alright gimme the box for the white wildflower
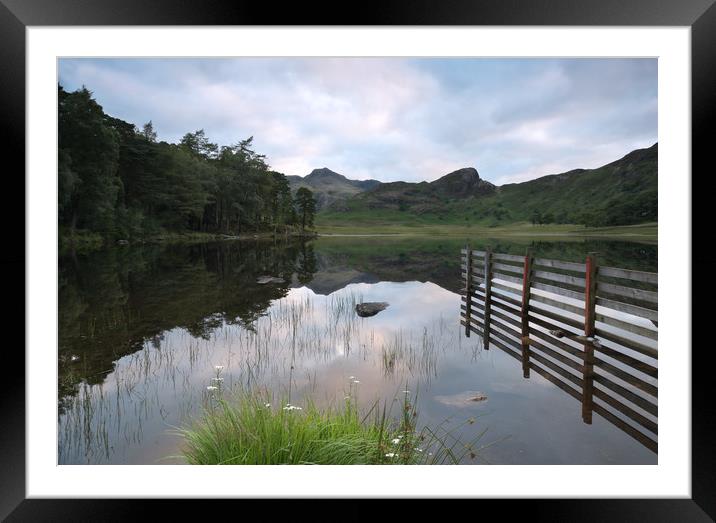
[385,453,396,458]
[391,438,400,444]
[206,386,218,391]
[214,365,224,371]
[265,403,271,407]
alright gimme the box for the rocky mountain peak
[430,167,495,197]
[306,168,345,181]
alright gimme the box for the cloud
[58,57,657,185]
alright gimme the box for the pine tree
[295,187,316,232]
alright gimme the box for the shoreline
[314,222,657,241]
[60,221,657,254]
[59,229,319,254]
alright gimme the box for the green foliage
[269,171,295,228]
[58,85,296,243]
[58,148,77,219]
[180,129,218,159]
[140,121,157,142]
[58,85,120,234]
[295,187,317,231]
[178,387,482,465]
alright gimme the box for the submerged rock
[434,391,488,407]
[355,302,389,317]
[256,276,284,285]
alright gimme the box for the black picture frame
[2,0,713,520]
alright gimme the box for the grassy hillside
[494,143,657,226]
[318,144,657,229]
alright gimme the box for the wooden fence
[460,247,658,453]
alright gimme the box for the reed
[178,386,484,465]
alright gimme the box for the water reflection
[58,281,467,464]
[58,237,657,464]
[460,248,658,453]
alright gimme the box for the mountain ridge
[286,168,382,210]
[316,143,657,228]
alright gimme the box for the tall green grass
[178,387,486,465]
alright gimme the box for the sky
[58,58,657,185]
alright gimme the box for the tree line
[58,85,316,242]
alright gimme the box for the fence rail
[460,247,658,453]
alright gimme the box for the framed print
[2,0,714,520]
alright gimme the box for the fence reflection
[460,247,658,453]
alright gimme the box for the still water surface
[58,236,657,464]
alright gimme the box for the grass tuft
[177,387,485,465]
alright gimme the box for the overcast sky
[58,58,657,185]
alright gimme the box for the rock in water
[256,276,284,284]
[434,391,488,407]
[355,302,389,317]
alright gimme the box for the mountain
[318,144,657,228]
[287,168,381,210]
[353,167,496,213]
[493,143,657,226]
[431,167,497,197]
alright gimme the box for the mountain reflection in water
[58,237,657,465]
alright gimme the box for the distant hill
[493,143,657,226]
[287,168,381,210]
[318,144,657,228]
[349,167,496,213]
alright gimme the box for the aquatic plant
[177,386,486,465]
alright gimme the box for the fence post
[483,247,493,350]
[582,252,598,424]
[464,244,472,337]
[520,248,534,378]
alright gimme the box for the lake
[58,236,657,464]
